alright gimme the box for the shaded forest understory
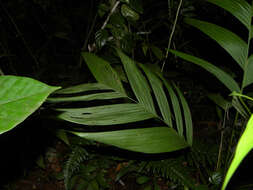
[1,0,253,190]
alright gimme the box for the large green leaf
[207,0,252,30]
[56,104,154,125]
[73,127,188,153]
[242,55,253,88]
[185,18,248,69]
[222,114,253,190]
[169,50,240,92]
[0,75,60,134]
[116,49,156,114]
[82,53,126,95]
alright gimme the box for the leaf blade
[169,50,240,92]
[162,80,184,137]
[47,92,125,103]
[56,104,154,125]
[116,49,156,114]
[242,55,253,88]
[207,0,252,30]
[73,127,188,153]
[138,63,172,127]
[82,52,126,95]
[0,76,60,134]
[172,82,193,146]
[222,114,253,190]
[185,18,248,68]
[53,83,111,94]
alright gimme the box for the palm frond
[207,0,252,30]
[49,49,193,153]
[169,50,240,93]
[185,18,248,69]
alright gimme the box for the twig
[216,105,229,170]
[86,1,120,53]
[101,1,120,30]
[161,0,183,72]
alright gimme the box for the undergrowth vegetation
[0,0,253,190]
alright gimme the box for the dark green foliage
[63,146,89,190]
[140,158,197,189]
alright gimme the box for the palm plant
[48,48,193,154]
[168,0,253,189]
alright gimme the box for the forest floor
[2,140,170,190]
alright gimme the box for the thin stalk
[216,106,228,170]
[161,0,183,72]
[79,13,98,67]
[101,1,120,30]
[239,96,252,115]
[224,112,239,171]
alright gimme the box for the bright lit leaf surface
[222,115,253,190]
[0,75,60,134]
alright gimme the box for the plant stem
[224,112,239,171]
[161,0,183,72]
[101,1,120,30]
[216,106,228,170]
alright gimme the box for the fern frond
[63,146,89,190]
[141,158,196,189]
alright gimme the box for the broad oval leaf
[82,52,126,95]
[72,127,188,153]
[169,50,240,92]
[185,18,248,69]
[242,55,253,88]
[0,75,60,134]
[207,0,252,30]
[222,114,253,190]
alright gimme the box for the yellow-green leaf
[222,114,253,190]
[0,75,60,134]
